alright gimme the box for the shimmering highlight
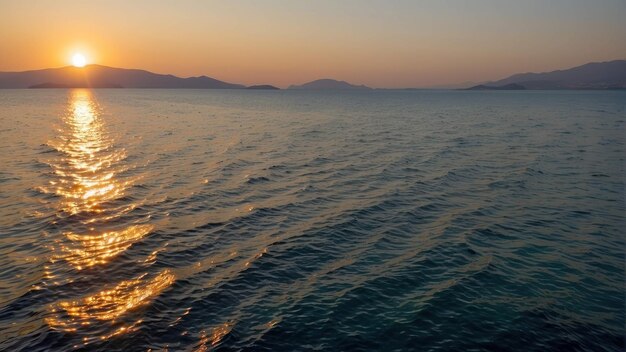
[37,90,171,344]
[47,270,175,325]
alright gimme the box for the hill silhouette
[246,85,279,90]
[0,65,244,89]
[470,60,626,90]
[466,83,526,90]
[2,60,624,90]
[288,79,371,90]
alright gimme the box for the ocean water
[0,89,623,351]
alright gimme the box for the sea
[0,89,624,351]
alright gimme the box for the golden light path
[45,90,175,344]
[47,89,150,269]
[44,90,244,348]
[60,224,154,269]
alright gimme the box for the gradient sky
[1,0,625,88]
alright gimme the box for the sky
[1,0,625,88]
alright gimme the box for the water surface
[0,89,624,351]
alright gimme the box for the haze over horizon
[1,0,625,88]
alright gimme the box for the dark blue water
[0,89,624,351]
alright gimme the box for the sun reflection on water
[54,224,154,270]
[48,89,129,215]
[47,269,175,327]
[44,90,174,343]
[195,321,235,351]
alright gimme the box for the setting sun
[72,53,87,67]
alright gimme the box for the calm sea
[0,89,624,351]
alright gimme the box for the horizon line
[1,58,624,90]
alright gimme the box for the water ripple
[0,89,623,351]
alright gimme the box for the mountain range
[467,60,626,90]
[0,60,624,90]
[0,65,245,89]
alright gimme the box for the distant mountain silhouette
[246,84,279,90]
[424,81,489,89]
[0,65,244,89]
[288,79,371,90]
[476,60,626,90]
[466,83,526,90]
[4,60,624,90]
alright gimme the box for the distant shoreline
[13,85,626,91]
[2,60,624,90]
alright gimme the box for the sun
[72,53,87,67]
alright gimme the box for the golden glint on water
[46,270,175,334]
[50,89,127,215]
[56,224,154,270]
[44,90,173,342]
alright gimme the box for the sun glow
[72,53,87,67]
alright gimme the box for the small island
[246,85,280,90]
[465,83,526,90]
[288,78,371,90]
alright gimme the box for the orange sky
[1,0,625,88]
